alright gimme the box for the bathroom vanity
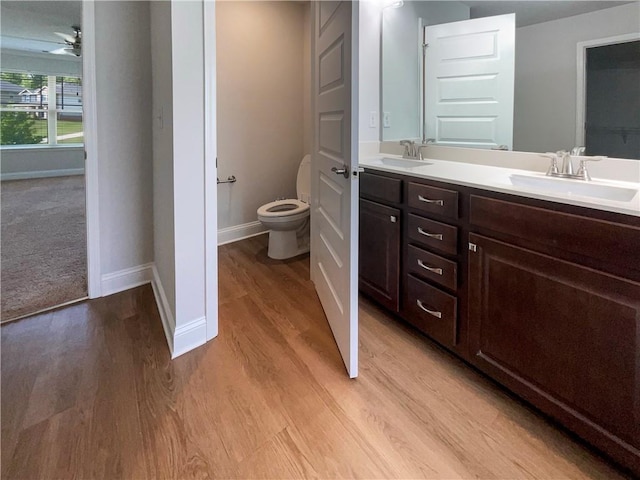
[358,156,640,475]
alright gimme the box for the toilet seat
[257,199,309,218]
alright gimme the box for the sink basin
[380,157,431,169]
[509,174,638,202]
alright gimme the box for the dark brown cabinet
[360,166,640,476]
[359,198,401,312]
[468,232,640,474]
[406,274,458,346]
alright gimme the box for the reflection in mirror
[583,40,640,159]
[423,13,515,150]
[381,1,640,159]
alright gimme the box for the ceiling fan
[49,26,81,57]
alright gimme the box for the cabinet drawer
[408,214,458,255]
[470,195,640,273]
[408,182,459,219]
[360,171,402,204]
[407,245,457,291]
[406,274,457,346]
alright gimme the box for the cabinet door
[359,199,401,312]
[468,233,640,472]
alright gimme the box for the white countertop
[359,155,640,218]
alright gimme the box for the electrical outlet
[383,111,391,128]
[369,111,377,128]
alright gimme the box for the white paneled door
[425,14,515,149]
[311,1,359,378]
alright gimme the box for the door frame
[575,32,640,148]
[82,0,101,298]
[204,0,219,341]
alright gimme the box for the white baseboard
[101,263,153,297]
[218,220,267,246]
[100,263,207,359]
[1,168,85,181]
[150,265,175,356]
[172,316,207,358]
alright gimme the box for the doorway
[584,39,640,159]
[0,1,88,321]
[212,1,359,376]
[215,0,313,327]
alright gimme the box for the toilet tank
[297,154,311,204]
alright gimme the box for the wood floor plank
[1,234,630,479]
[5,405,89,480]
[233,426,319,479]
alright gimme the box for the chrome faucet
[400,139,435,160]
[400,140,422,160]
[540,148,605,182]
[558,150,574,176]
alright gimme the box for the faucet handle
[540,152,560,175]
[575,155,606,181]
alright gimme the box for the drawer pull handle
[417,259,443,275]
[418,195,444,206]
[416,300,442,319]
[417,227,443,240]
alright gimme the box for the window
[0,71,83,146]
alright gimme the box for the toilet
[257,155,311,260]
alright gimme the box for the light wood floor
[1,235,628,479]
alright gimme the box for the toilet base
[267,219,310,260]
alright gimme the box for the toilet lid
[296,154,311,204]
[257,199,310,218]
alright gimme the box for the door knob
[331,165,349,179]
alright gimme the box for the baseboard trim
[100,263,153,297]
[218,220,267,246]
[150,265,175,356]
[172,316,207,358]
[1,168,85,181]
[100,263,206,359]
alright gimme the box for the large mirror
[381,1,640,159]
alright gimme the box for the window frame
[0,72,84,148]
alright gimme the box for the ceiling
[0,1,81,56]
[463,1,635,27]
[0,0,636,53]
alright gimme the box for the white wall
[359,0,383,146]
[303,3,312,155]
[216,1,308,234]
[1,146,84,180]
[381,1,469,141]
[171,0,206,340]
[94,1,154,278]
[514,2,640,153]
[150,1,176,319]
[147,0,209,357]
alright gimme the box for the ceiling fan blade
[54,32,76,43]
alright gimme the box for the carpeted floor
[1,176,87,322]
